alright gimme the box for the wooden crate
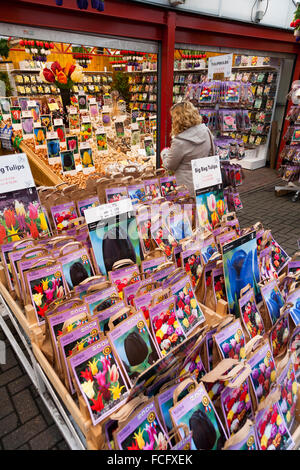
[20,141,62,187]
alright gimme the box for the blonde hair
[170,101,202,137]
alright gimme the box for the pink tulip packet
[133,287,164,323]
[83,286,118,317]
[107,311,161,387]
[123,279,149,307]
[170,275,205,336]
[270,237,290,274]
[50,202,78,232]
[94,300,127,335]
[47,303,90,370]
[69,339,129,426]
[169,382,228,450]
[141,255,166,275]
[58,318,101,394]
[18,254,55,302]
[59,247,94,291]
[277,356,298,431]
[239,287,265,339]
[109,265,141,300]
[149,296,187,356]
[214,319,246,361]
[144,178,161,200]
[77,196,99,218]
[220,376,253,437]
[105,187,128,204]
[26,262,67,325]
[115,400,170,450]
[247,342,276,406]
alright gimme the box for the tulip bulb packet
[180,244,202,289]
[79,146,94,174]
[60,247,94,291]
[77,196,99,218]
[169,382,228,450]
[239,288,265,339]
[223,421,258,450]
[159,176,177,198]
[94,300,127,336]
[260,279,285,326]
[107,312,161,387]
[214,319,246,361]
[144,178,161,200]
[83,286,119,317]
[58,318,101,394]
[247,342,276,407]
[26,262,67,325]
[269,313,290,358]
[0,240,34,291]
[123,279,149,307]
[105,187,129,204]
[133,287,164,323]
[50,202,78,233]
[270,238,290,274]
[150,217,178,260]
[286,288,300,327]
[33,126,46,149]
[69,339,129,426]
[149,296,186,356]
[195,185,226,231]
[170,275,205,336]
[60,150,76,176]
[46,136,60,165]
[179,336,207,384]
[141,256,167,276]
[255,395,294,450]
[115,400,170,450]
[277,356,298,431]
[259,246,278,282]
[220,377,253,437]
[199,235,218,265]
[212,267,227,303]
[136,210,154,257]
[109,265,141,300]
[127,183,147,206]
[222,231,261,318]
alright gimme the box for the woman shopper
[161,101,215,196]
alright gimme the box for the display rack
[127,70,158,116]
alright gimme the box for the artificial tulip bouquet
[39,61,84,90]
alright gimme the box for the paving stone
[29,424,64,450]
[0,412,19,437]
[7,374,32,395]
[12,389,39,424]
[56,440,70,450]
[0,365,23,388]
[1,415,47,450]
[0,386,14,419]
[17,443,31,450]
[0,346,18,372]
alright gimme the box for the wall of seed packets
[0,149,299,451]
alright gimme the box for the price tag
[22,110,32,118]
[89,98,96,104]
[80,142,91,149]
[96,126,105,133]
[47,131,58,139]
[53,118,63,126]
[81,115,91,123]
[48,102,59,112]
[102,106,110,113]
[69,106,77,114]
[27,100,36,107]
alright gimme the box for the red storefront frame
[2,0,300,167]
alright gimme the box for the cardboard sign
[208,53,233,80]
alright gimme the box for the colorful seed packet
[95,131,108,152]
[94,300,127,335]
[217,230,236,249]
[212,267,227,303]
[50,202,78,232]
[214,319,246,361]
[288,260,300,275]
[127,183,147,205]
[199,235,218,265]
[69,113,80,130]
[58,318,101,394]
[77,196,99,218]
[133,287,164,322]
[170,382,228,450]
[83,286,118,317]
[21,116,34,139]
[170,275,205,336]
[260,279,285,326]
[270,238,290,274]
[10,106,22,130]
[89,103,99,119]
[131,128,141,147]
[239,287,265,338]
[286,288,300,326]
[160,176,177,198]
[115,120,125,138]
[60,247,94,291]
[33,126,46,148]
[73,275,106,299]
[144,137,155,157]
[220,377,253,436]
[78,94,88,112]
[223,421,258,450]
[150,217,178,260]
[123,279,149,307]
[136,117,146,134]
[25,262,67,325]
[109,265,141,300]
[277,356,298,431]
[269,313,290,358]
[40,114,52,132]
[255,395,294,450]
[66,135,79,155]
[0,240,34,291]
[105,187,128,203]
[222,231,261,318]
[144,178,161,200]
[53,123,66,145]
[60,150,76,175]
[180,244,202,288]
[79,146,94,174]
[115,400,170,450]
[69,339,129,425]
[248,342,276,406]
[107,311,161,386]
[149,296,186,356]
[141,256,167,276]
[85,198,142,276]
[136,210,153,257]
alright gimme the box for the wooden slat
[20,142,62,187]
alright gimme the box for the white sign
[0,153,35,192]
[81,115,91,124]
[84,198,133,225]
[53,118,63,127]
[46,131,58,139]
[191,156,222,192]
[208,53,233,79]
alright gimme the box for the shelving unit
[127,70,157,116]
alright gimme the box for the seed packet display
[79,146,94,174]
[84,286,118,317]
[109,265,141,299]
[114,120,125,138]
[200,236,218,265]
[222,231,261,318]
[115,400,170,450]
[239,288,265,338]
[26,263,67,325]
[53,124,66,146]
[212,268,226,302]
[40,114,52,132]
[260,279,285,326]
[170,382,227,450]
[33,126,47,148]
[248,342,276,406]
[136,210,153,256]
[150,217,178,260]
[69,339,129,425]
[180,245,202,288]
[95,300,127,335]
[85,199,142,276]
[288,260,300,275]
[58,319,101,393]
[220,378,253,436]
[127,183,147,205]
[108,312,160,386]
[95,131,108,152]
[149,296,186,356]
[131,128,140,147]
[141,256,167,276]
[60,150,76,175]
[286,288,300,326]
[170,275,205,336]
[255,396,294,450]
[105,187,128,203]
[277,357,298,430]
[69,113,80,130]
[160,176,177,198]
[77,196,99,218]
[50,202,78,232]
[144,178,161,200]
[10,106,22,130]
[144,137,155,157]
[214,319,246,361]
[66,135,79,155]
[46,137,60,164]
[60,248,94,291]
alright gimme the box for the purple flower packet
[286,288,300,326]
[127,183,146,205]
[59,247,94,291]
[224,424,258,450]
[255,400,294,450]
[18,254,56,301]
[74,276,107,299]
[115,400,170,450]
[1,241,34,290]
[156,383,179,433]
[218,231,236,248]
[133,287,163,313]
[105,186,128,203]
[50,202,78,231]
[288,260,300,274]
[151,266,174,283]
[141,256,166,275]
[214,319,246,360]
[144,178,161,200]
[238,287,265,338]
[47,304,90,369]
[69,338,129,426]
[83,286,118,316]
[123,279,149,306]
[94,300,127,333]
[247,342,276,406]
[26,262,67,325]
[58,318,100,394]
[77,196,99,218]
[277,356,297,431]
[220,378,253,437]
[109,265,141,295]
